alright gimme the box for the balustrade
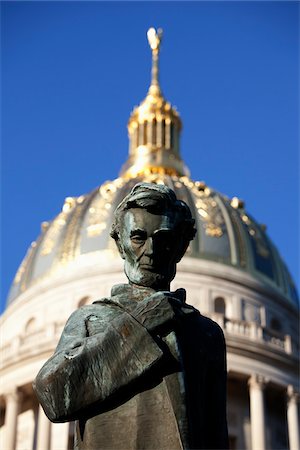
[208,315,295,357]
[1,315,296,370]
[1,322,65,366]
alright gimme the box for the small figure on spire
[147,27,163,88]
[147,27,163,53]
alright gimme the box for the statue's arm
[33,305,164,423]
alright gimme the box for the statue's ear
[175,237,190,263]
[115,238,125,260]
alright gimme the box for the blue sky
[1,1,299,312]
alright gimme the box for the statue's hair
[110,183,196,261]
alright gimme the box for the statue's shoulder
[66,297,121,324]
[184,306,225,348]
[198,312,224,335]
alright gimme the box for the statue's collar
[110,283,186,303]
[111,283,157,302]
[94,283,188,313]
[94,284,187,312]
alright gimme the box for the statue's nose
[144,237,154,256]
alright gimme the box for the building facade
[1,29,299,450]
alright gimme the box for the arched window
[78,296,90,308]
[161,120,165,146]
[152,118,157,145]
[170,123,174,147]
[24,318,37,335]
[214,297,226,315]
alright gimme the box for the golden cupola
[121,28,189,179]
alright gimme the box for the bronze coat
[34,285,228,450]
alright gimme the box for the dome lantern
[120,28,189,179]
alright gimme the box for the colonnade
[2,378,299,450]
[248,375,299,450]
[130,119,173,152]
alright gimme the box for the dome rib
[214,195,238,266]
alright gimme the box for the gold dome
[7,173,299,307]
[121,28,189,179]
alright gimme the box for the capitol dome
[7,174,298,307]
[1,28,299,450]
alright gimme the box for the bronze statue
[34,183,228,449]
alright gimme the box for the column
[51,422,70,450]
[287,385,300,450]
[165,119,171,149]
[131,126,138,152]
[36,404,51,450]
[147,120,152,146]
[248,374,267,450]
[4,388,22,450]
[284,335,292,354]
[156,119,162,148]
[138,122,144,146]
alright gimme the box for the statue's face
[119,208,180,290]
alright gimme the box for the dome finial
[147,27,163,90]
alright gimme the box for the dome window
[24,318,37,335]
[214,297,226,315]
[270,317,282,333]
[78,296,90,308]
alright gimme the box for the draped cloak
[34,284,228,450]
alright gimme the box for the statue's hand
[132,290,188,335]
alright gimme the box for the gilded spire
[147,27,162,92]
[120,28,189,179]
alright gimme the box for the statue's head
[111,183,196,290]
